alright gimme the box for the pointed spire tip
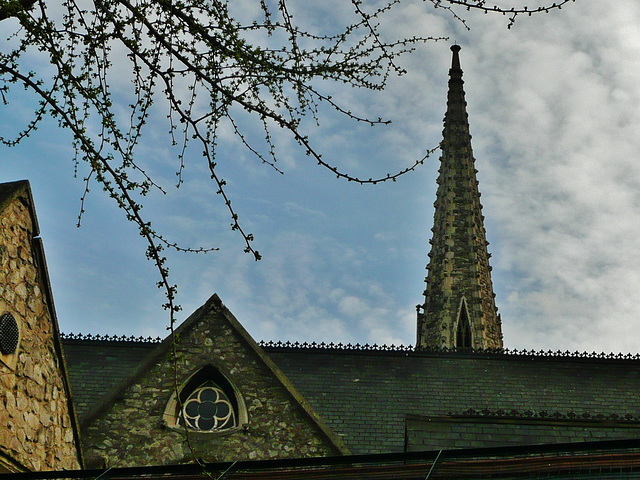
[450,44,462,71]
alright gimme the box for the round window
[0,313,19,355]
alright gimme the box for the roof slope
[64,336,640,456]
[61,338,158,419]
[266,346,640,454]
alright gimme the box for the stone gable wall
[82,303,341,467]
[0,195,80,472]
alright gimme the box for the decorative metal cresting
[450,408,640,423]
[60,332,162,343]
[259,340,640,360]
[259,340,415,352]
[0,312,19,355]
[59,334,640,360]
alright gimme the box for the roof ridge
[62,334,640,360]
[61,332,162,343]
[260,340,640,360]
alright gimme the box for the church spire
[417,46,503,350]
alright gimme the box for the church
[2,46,640,478]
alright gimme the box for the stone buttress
[416,46,503,350]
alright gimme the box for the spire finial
[450,44,462,72]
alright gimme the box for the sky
[2,0,640,353]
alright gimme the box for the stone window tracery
[179,380,236,431]
[164,364,246,433]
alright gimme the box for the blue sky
[3,1,640,352]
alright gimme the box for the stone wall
[82,297,343,467]
[0,190,81,472]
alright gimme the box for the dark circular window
[0,313,19,355]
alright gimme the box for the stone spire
[416,45,503,350]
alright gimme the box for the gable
[80,294,347,467]
[0,181,81,472]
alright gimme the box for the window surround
[163,364,247,433]
[455,299,472,349]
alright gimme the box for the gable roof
[265,345,640,454]
[66,294,350,456]
[64,325,640,457]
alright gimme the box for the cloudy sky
[2,0,640,353]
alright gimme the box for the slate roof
[266,346,640,454]
[62,338,158,419]
[62,335,640,456]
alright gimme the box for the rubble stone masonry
[0,193,80,472]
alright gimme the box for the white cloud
[6,0,640,355]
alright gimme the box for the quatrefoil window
[163,364,245,432]
[180,380,236,431]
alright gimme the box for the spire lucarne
[416,46,503,350]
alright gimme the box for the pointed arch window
[164,365,246,432]
[456,301,472,349]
